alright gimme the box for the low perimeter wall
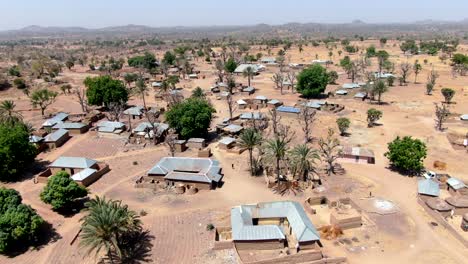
[417,196,468,248]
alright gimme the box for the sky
[1,0,467,30]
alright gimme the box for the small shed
[222,124,243,135]
[123,106,144,119]
[242,86,255,95]
[42,112,69,128]
[188,73,198,79]
[354,92,367,99]
[267,99,283,108]
[219,137,236,150]
[52,122,88,134]
[187,138,206,149]
[335,90,348,95]
[276,106,301,117]
[446,177,467,195]
[97,121,126,134]
[254,95,268,104]
[342,83,360,89]
[340,147,375,164]
[460,114,468,121]
[302,101,325,110]
[43,129,70,149]
[418,179,440,197]
[237,99,248,109]
[174,140,187,152]
[240,112,264,121]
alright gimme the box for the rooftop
[277,106,301,114]
[147,157,222,184]
[71,168,98,181]
[231,201,320,243]
[447,177,466,190]
[52,122,86,130]
[342,146,375,158]
[418,179,440,197]
[123,106,144,116]
[222,124,243,133]
[219,137,236,145]
[44,129,69,142]
[240,112,264,120]
[50,156,97,169]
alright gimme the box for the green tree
[123,73,138,87]
[441,88,455,104]
[243,66,255,87]
[13,78,26,89]
[162,51,176,65]
[376,50,390,73]
[336,117,350,136]
[127,52,158,70]
[372,79,388,104]
[328,71,338,84]
[224,57,237,73]
[65,60,74,70]
[30,88,58,116]
[264,137,288,185]
[413,61,422,83]
[296,64,330,98]
[366,46,377,57]
[384,136,427,175]
[0,100,23,125]
[238,128,263,176]
[84,76,128,107]
[289,144,319,182]
[40,171,88,211]
[8,66,21,77]
[0,123,37,181]
[80,196,142,262]
[165,97,215,139]
[0,187,45,254]
[367,108,383,127]
[191,87,205,98]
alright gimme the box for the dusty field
[0,41,467,264]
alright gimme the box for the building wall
[187,142,205,149]
[235,240,284,251]
[166,180,212,190]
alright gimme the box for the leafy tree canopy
[296,64,330,98]
[40,171,88,211]
[84,76,128,107]
[384,136,427,175]
[0,123,37,181]
[224,57,238,73]
[0,187,45,254]
[127,52,158,70]
[165,97,215,139]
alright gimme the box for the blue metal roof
[418,179,440,197]
[231,201,320,242]
[277,106,300,114]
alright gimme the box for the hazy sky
[1,0,467,30]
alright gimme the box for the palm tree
[264,138,288,185]
[243,66,255,87]
[289,144,320,182]
[0,100,23,124]
[238,128,262,176]
[80,196,142,263]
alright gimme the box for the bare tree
[215,59,224,83]
[434,103,450,131]
[226,94,237,120]
[276,55,286,72]
[269,107,282,137]
[107,101,125,121]
[318,129,342,176]
[286,70,297,93]
[271,72,284,94]
[165,128,177,157]
[74,86,88,113]
[399,63,412,85]
[299,107,316,143]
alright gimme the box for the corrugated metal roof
[123,106,144,116]
[460,114,468,121]
[354,92,367,98]
[42,112,69,127]
[29,135,43,143]
[447,178,466,190]
[188,138,205,143]
[277,106,300,114]
[50,156,97,169]
[240,112,264,120]
[302,101,324,109]
[44,129,69,142]
[418,179,440,197]
[72,168,97,181]
[231,201,320,242]
[219,137,236,145]
[335,90,348,95]
[242,87,255,92]
[237,99,247,105]
[133,122,169,134]
[342,146,375,158]
[223,124,243,133]
[234,64,260,73]
[52,122,86,129]
[147,157,222,184]
[343,83,360,89]
[255,95,267,101]
[267,99,282,105]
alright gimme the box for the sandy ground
[0,42,467,263]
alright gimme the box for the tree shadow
[55,197,90,218]
[4,221,62,257]
[104,230,154,264]
[1,159,51,183]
